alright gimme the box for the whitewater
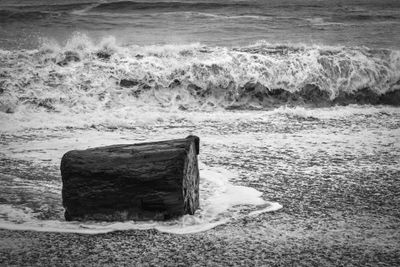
[0,32,400,234]
[0,0,400,236]
[1,34,399,116]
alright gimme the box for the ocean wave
[0,1,254,20]
[0,35,399,114]
[339,14,399,22]
[0,2,95,12]
[88,1,251,13]
[0,2,95,21]
[306,17,345,26]
[159,11,270,20]
[0,10,59,22]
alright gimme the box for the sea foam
[0,34,399,116]
[0,164,282,234]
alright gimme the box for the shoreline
[1,106,399,266]
[1,157,399,265]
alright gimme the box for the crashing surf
[1,34,399,115]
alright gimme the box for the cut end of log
[61,135,200,221]
[186,135,200,155]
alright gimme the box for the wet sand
[1,106,400,266]
[1,169,399,266]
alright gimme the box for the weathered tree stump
[61,135,200,221]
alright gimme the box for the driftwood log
[60,135,200,221]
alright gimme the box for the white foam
[0,205,35,224]
[1,34,399,120]
[1,103,398,134]
[0,164,282,235]
[271,105,400,120]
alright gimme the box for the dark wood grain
[61,135,200,221]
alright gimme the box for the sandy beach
[1,107,400,266]
[1,163,399,266]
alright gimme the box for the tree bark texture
[60,135,200,221]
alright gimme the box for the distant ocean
[1,0,400,49]
[0,0,399,234]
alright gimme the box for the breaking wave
[0,34,399,114]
